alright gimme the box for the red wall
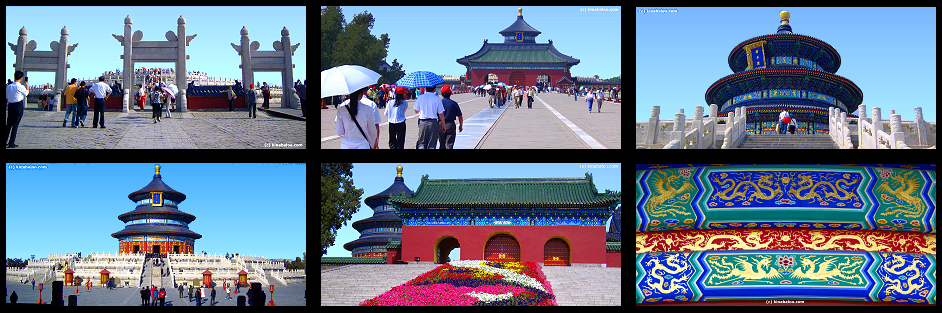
[186,96,246,110]
[466,68,571,88]
[401,225,608,265]
[62,95,247,110]
[606,251,621,268]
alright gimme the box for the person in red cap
[438,85,463,149]
[385,86,410,149]
[247,84,257,118]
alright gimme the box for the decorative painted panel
[636,229,936,254]
[636,251,936,304]
[636,165,935,305]
[636,165,936,233]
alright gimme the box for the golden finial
[155,164,161,175]
[396,165,403,177]
[780,11,790,25]
[518,8,522,16]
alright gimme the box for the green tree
[321,163,363,255]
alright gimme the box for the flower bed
[360,260,557,306]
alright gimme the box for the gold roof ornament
[397,165,403,177]
[155,164,161,175]
[780,11,790,25]
[518,8,523,16]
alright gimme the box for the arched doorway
[509,71,526,86]
[435,236,460,264]
[485,73,499,85]
[483,234,520,262]
[543,238,570,266]
[537,73,551,89]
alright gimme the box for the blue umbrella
[395,71,445,89]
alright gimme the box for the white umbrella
[321,65,381,98]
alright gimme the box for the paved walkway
[540,265,621,306]
[320,263,440,305]
[5,107,305,149]
[5,281,307,306]
[320,91,620,149]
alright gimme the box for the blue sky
[331,6,621,80]
[6,6,306,88]
[637,7,936,122]
[5,163,306,260]
[325,163,622,259]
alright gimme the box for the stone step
[320,263,440,306]
[736,134,839,149]
[540,265,621,306]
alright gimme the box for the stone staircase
[320,263,440,305]
[320,263,621,306]
[735,134,840,149]
[540,265,621,306]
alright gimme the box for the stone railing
[637,104,722,149]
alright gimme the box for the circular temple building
[704,11,863,134]
[343,165,413,258]
[112,165,202,255]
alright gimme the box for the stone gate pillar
[55,27,70,95]
[122,15,133,113]
[279,27,300,109]
[238,26,255,95]
[176,15,188,112]
[13,27,27,77]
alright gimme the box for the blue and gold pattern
[743,41,767,70]
[708,170,862,208]
[636,165,935,233]
[872,253,936,303]
[636,250,936,303]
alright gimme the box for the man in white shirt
[413,86,446,149]
[89,76,113,128]
[6,70,28,148]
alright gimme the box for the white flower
[466,291,517,303]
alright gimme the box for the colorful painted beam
[636,250,936,304]
[636,165,936,233]
[637,229,936,254]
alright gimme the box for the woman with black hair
[335,86,381,149]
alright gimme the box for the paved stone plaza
[321,91,620,149]
[6,281,306,306]
[5,108,305,149]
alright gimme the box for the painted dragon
[880,254,926,296]
[711,173,781,203]
[643,253,692,295]
[707,255,782,285]
[788,173,860,203]
[796,230,893,251]
[791,255,865,285]
[645,170,696,217]
[876,170,926,218]
[677,230,774,251]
